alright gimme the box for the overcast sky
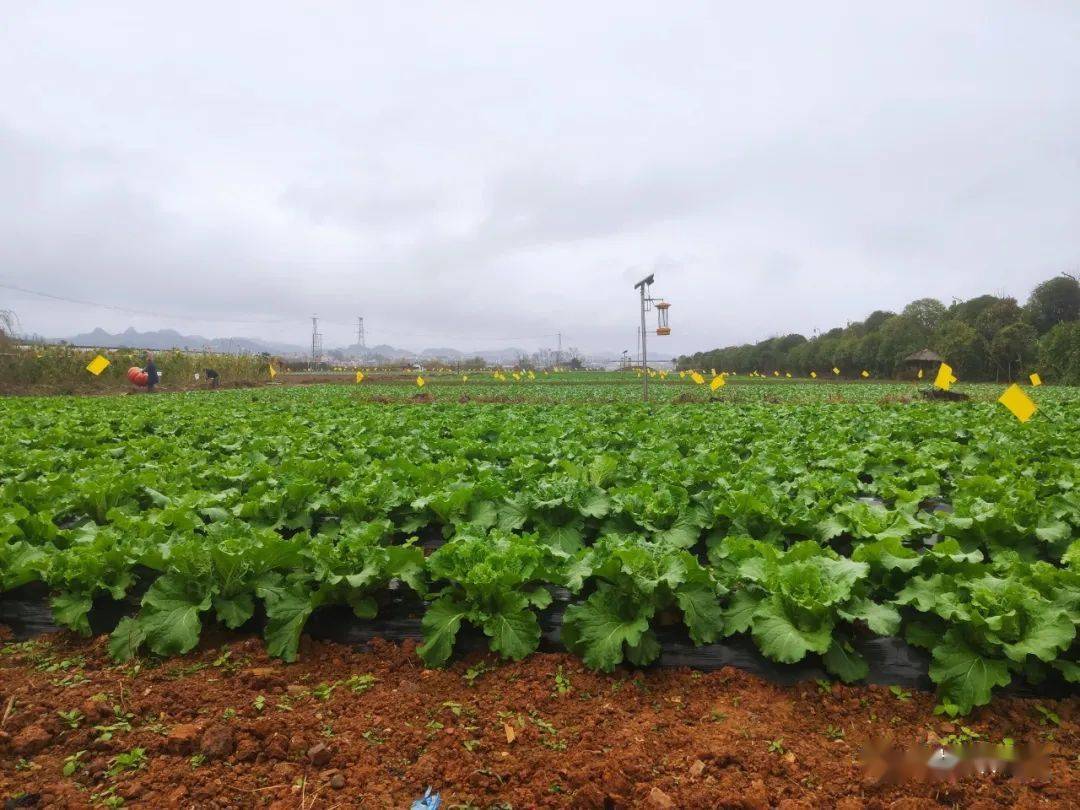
[2,1,1078,356]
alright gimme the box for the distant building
[903,348,944,380]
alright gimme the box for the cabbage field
[1,376,1077,719]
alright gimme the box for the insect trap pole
[634,273,655,402]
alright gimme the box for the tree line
[677,274,1080,383]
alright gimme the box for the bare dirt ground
[1,629,1075,809]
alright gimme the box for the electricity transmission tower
[357,317,365,349]
[310,315,323,370]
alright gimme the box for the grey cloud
[0,2,1078,354]
[280,182,447,230]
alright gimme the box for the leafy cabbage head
[427,531,557,594]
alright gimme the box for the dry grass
[0,344,270,395]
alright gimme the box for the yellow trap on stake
[998,384,1036,423]
[86,355,110,376]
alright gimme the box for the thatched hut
[903,348,944,380]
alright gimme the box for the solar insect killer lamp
[655,301,671,336]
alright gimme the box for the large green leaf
[418,596,468,667]
[139,577,213,657]
[822,638,868,683]
[676,585,724,645]
[1000,611,1074,663]
[258,579,315,662]
[108,616,147,662]
[751,599,834,663]
[1052,659,1080,682]
[214,592,255,629]
[481,605,541,661]
[51,592,93,636]
[624,629,662,666]
[929,630,1013,715]
[562,587,654,672]
[837,596,901,636]
[721,590,762,636]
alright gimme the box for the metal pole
[640,283,648,402]
[633,272,655,403]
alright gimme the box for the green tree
[1038,321,1080,384]
[681,275,1075,381]
[875,316,928,377]
[861,310,896,334]
[973,298,1022,342]
[854,333,882,375]
[949,294,1003,326]
[988,322,1037,381]
[829,335,860,374]
[902,298,948,333]
[1025,275,1079,334]
[0,310,17,347]
[788,340,822,374]
[932,321,987,378]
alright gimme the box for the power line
[0,280,295,325]
[1,279,566,345]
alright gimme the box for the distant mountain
[61,327,606,366]
[63,327,306,356]
[333,343,529,364]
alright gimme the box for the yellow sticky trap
[1029,373,1042,387]
[917,368,924,380]
[86,355,110,376]
[833,367,840,375]
[527,370,536,379]
[773,371,779,377]
[416,375,425,388]
[691,371,705,385]
[785,372,792,378]
[810,371,817,379]
[512,372,521,381]
[861,370,870,378]
[933,363,957,391]
[679,370,686,379]
[355,370,364,383]
[998,384,1036,422]
[710,375,725,391]
[268,364,277,379]
[462,375,468,382]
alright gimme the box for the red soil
[0,631,1075,809]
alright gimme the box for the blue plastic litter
[411,787,441,810]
